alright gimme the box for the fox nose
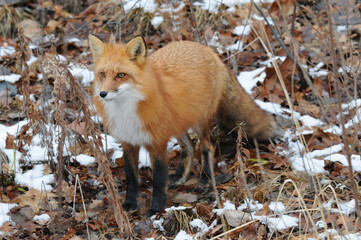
[99,91,108,98]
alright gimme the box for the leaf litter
[0,0,360,239]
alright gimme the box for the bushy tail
[216,71,281,142]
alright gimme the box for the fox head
[89,35,147,101]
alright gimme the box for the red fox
[89,35,280,216]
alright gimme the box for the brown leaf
[67,121,87,136]
[5,133,15,149]
[0,222,13,233]
[12,188,57,212]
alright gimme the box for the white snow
[237,67,266,94]
[310,143,344,158]
[213,200,236,216]
[55,54,67,63]
[67,37,83,47]
[16,164,54,191]
[237,199,264,212]
[26,55,38,66]
[0,44,15,57]
[318,229,361,240]
[151,15,164,28]
[289,154,327,173]
[165,206,188,212]
[232,25,251,36]
[159,2,185,13]
[269,202,285,213]
[309,62,328,77]
[193,0,275,13]
[341,99,361,110]
[33,213,51,224]
[257,215,299,231]
[324,154,361,172]
[259,56,287,67]
[226,40,243,51]
[24,145,48,162]
[299,115,325,128]
[0,74,22,83]
[112,150,123,162]
[139,147,151,168]
[69,64,94,87]
[73,154,96,165]
[0,120,29,150]
[152,218,164,231]
[167,137,181,151]
[0,203,17,227]
[190,219,217,235]
[345,108,361,128]
[339,200,357,215]
[174,230,193,240]
[123,0,158,13]
[337,25,347,32]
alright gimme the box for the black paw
[122,202,137,212]
[169,173,181,182]
[199,174,210,185]
[146,208,161,217]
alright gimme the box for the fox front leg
[122,143,140,211]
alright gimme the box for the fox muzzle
[99,91,108,98]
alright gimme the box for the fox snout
[99,91,108,98]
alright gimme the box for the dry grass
[0,5,31,38]
[1,0,360,239]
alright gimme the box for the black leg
[174,150,187,176]
[122,144,139,211]
[200,149,212,185]
[147,156,168,216]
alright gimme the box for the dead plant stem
[325,0,361,217]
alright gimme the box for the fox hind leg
[174,134,194,185]
[198,129,216,187]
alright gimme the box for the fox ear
[89,34,106,64]
[126,36,147,65]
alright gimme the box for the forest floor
[0,0,360,239]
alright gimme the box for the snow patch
[69,64,94,87]
[123,0,158,13]
[16,164,54,191]
[0,74,22,83]
[165,206,189,212]
[257,215,298,231]
[269,202,285,213]
[237,67,266,94]
[33,214,51,224]
[0,44,15,57]
[174,230,193,240]
[74,154,96,166]
[232,25,251,36]
[238,199,264,212]
[213,200,236,216]
[226,41,243,51]
[0,203,17,227]
[151,15,164,28]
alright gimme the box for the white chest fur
[101,83,152,146]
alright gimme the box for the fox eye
[116,73,126,79]
[99,72,105,78]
